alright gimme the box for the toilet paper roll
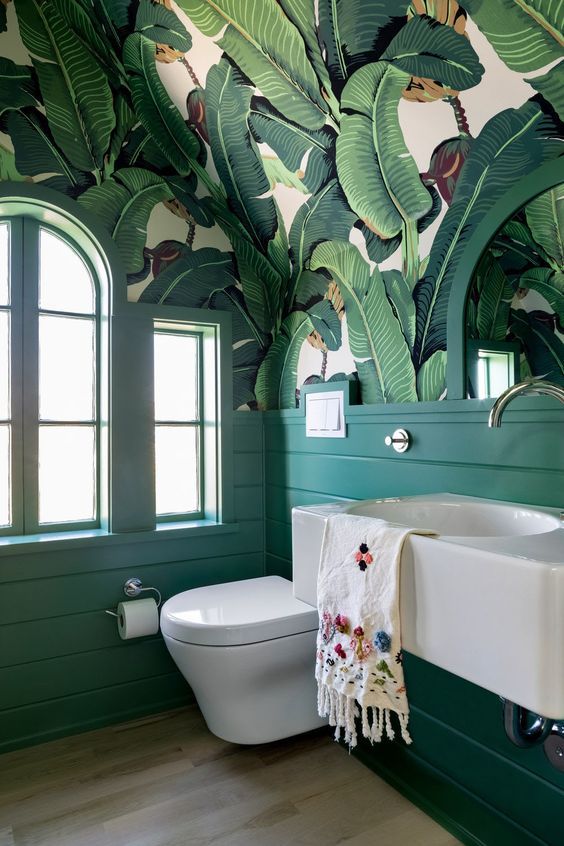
[117,598,159,640]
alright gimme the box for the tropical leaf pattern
[0,0,561,407]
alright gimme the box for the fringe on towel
[318,685,412,748]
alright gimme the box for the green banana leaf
[527,60,564,123]
[54,0,126,90]
[525,184,564,271]
[413,101,562,369]
[255,311,313,409]
[176,0,327,129]
[0,108,94,196]
[287,178,357,312]
[78,167,173,274]
[294,269,330,307]
[308,299,342,351]
[135,0,192,52]
[520,267,564,323]
[118,123,172,172]
[276,0,340,115]
[15,0,115,172]
[92,0,134,52]
[139,247,237,306]
[310,241,418,403]
[123,32,201,176]
[493,219,548,272]
[461,0,563,73]
[166,175,215,228]
[0,144,25,181]
[261,156,308,194]
[381,14,484,91]
[383,269,416,350]
[206,60,278,250]
[318,0,409,93]
[476,253,514,340]
[209,285,270,409]
[510,308,564,384]
[361,185,442,265]
[336,62,433,239]
[107,93,136,172]
[227,230,282,337]
[0,58,38,114]
[267,205,291,285]
[416,350,447,401]
[249,98,336,195]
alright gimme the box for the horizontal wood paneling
[1,412,264,752]
[263,402,564,846]
[0,673,191,754]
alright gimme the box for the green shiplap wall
[0,413,263,754]
[264,399,564,846]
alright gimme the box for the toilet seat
[160,576,318,647]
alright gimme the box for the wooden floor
[0,705,462,846]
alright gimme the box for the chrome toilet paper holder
[105,577,162,617]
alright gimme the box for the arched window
[0,216,102,534]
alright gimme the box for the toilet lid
[160,576,319,646]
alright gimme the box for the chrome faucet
[488,378,564,427]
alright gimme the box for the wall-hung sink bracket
[502,699,554,748]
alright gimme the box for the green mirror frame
[446,158,564,401]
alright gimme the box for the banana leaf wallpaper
[0,0,562,408]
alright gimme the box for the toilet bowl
[160,575,327,744]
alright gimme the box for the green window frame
[0,215,102,536]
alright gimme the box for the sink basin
[347,497,560,537]
[292,493,564,719]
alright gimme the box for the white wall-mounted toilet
[160,576,325,744]
[160,504,346,744]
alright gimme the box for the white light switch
[305,391,346,438]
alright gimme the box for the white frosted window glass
[0,425,10,527]
[0,223,8,306]
[39,315,95,421]
[155,426,199,515]
[0,312,9,420]
[38,426,96,524]
[154,333,198,421]
[39,229,95,314]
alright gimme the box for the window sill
[0,519,240,557]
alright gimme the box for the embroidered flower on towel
[334,614,349,633]
[374,631,392,653]
[334,643,347,659]
[355,542,374,570]
[350,626,373,661]
[320,610,335,644]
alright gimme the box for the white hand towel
[316,513,435,748]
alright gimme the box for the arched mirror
[446,159,564,401]
[465,181,563,399]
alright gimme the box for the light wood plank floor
[0,706,462,846]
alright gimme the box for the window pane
[0,425,10,527]
[0,311,9,420]
[39,315,95,421]
[38,426,96,524]
[155,426,199,515]
[154,333,198,421]
[39,229,95,314]
[0,223,8,306]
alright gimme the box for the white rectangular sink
[292,493,564,719]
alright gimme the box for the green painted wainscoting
[0,413,263,754]
[264,397,564,846]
